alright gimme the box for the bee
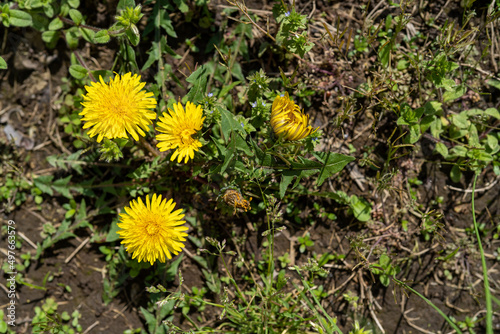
[219,187,251,214]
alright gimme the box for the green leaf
[435,142,448,158]
[378,39,392,67]
[94,30,110,44]
[313,152,355,186]
[69,64,87,79]
[349,195,371,222]
[68,9,83,25]
[486,78,500,90]
[219,107,244,142]
[164,254,183,282]
[484,108,500,119]
[9,10,33,27]
[443,84,466,102]
[52,176,73,199]
[0,56,6,70]
[34,175,55,196]
[68,0,80,8]
[125,24,140,46]
[486,134,498,151]
[80,27,95,43]
[452,112,469,129]
[407,123,421,144]
[185,65,208,104]
[41,31,60,46]
[48,17,64,30]
[450,164,462,183]
[65,27,80,49]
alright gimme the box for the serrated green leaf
[69,64,87,79]
[34,175,55,196]
[313,152,355,186]
[52,176,73,199]
[219,107,244,142]
[185,65,208,104]
[9,10,33,27]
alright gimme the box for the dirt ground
[1,0,499,333]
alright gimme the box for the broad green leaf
[484,108,500,119]
[69,64,87,79]
[443,84,466,102]
[186,65,208,105]
[0,56,6,69]
[450,145,467,158]
[435,142,448,158]
[450,165,462,183]
[68,9,83,26]
[80,27,95,43]
[48,17,63,30]
[313,152,355,186]
[41,31,60,46]
[68,0,80,8]
[407,123,421,144]
[125,24,140,46]
[486,78,500,90]
[486,134,498,151]
[250,138,273,167]
[424,101,442,115]
[349,195,371,222]
[378,39,392,67]
[9,10,33,27]
[467,124,479,147]
[94,30,110,44]
[452,112,469,129]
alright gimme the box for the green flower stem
[392,277,463,333]
[471,171,493,333]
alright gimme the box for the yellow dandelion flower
[117,194,188,265]
[156,101,205,163]
[270,92,318,141]
[80,73,157,143]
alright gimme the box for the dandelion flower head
[80,73,157,142]
[156,101,205,163]
[271,92,317,141]
[117,194,188,265]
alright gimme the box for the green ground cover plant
[1,0,499,333]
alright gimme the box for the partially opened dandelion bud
[80,73,157,143]
[155,101,205,163]
[270,92,317,141]
[117,194,188,265]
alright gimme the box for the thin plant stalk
[392,278,463,333]
[471,171,493,333]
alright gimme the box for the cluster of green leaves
[31,298,82,333]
